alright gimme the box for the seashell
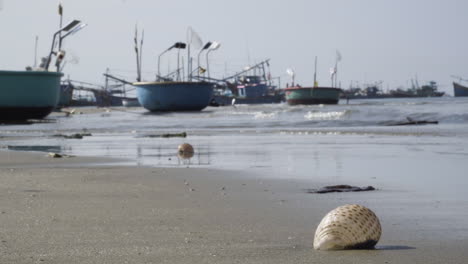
[48,152,63,158]
[313,204,381,250]
[178,143,194,159]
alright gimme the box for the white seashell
[48,152,63,158]
[178,143,194,159]
[313,204,381,250]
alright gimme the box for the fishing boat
[285,86,341,105]
[134,81,213,111]
[130,29,215,112]
[210,59,284,105]
[212,76,284,105]
[0,9,86,120]
[285,57,341,105]
[101,72,140,107]
[0,70,63,120]
[92,90,129,107]
[453,82,468,97]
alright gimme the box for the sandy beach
[1,150,467,264]
[2,0,467,262]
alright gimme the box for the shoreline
[1,150,467,263]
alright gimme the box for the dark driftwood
[53,133,92,139]
[305,185,376,194]
[387,117,438,126]
[142,132,187,138]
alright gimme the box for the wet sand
[1,150,468,263]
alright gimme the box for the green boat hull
[286,87,341,105]
[0,70,63,120]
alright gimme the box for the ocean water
[1,97,468,200]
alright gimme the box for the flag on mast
[336,50,342,62]
[187,27,203,49]
[58,3,63,15]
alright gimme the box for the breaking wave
[304,110,349,121]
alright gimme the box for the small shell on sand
[178,143,194,159]
[313,204,382,250]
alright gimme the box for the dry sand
[1,150,467,263]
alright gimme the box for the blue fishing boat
[210,59,284,106]
[0,70,63,120]
[134,81,213,111]
[130,30,215,112]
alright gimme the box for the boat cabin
[236,75,269,98]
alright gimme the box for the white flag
[329,67,336,76]
[336,50,342,62]
[187,27,203,49]
[286,68,295,77]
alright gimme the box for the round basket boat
[0,70,63,120]
[134,81,214,111]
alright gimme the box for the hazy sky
[1,0,467,94]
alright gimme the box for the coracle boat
[285,86,341,105]
[130,30,214,112]
[0,6,85,120]
[134,81,213,111]
[284,57,341,105]
[0,70,63,120]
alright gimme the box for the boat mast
[334,61,338,88]
[133,26,144,82]
[139,30,144,81]
[34,36,39,68]
[333,50,342,88]
[261,62,267,83]
[105,68,109,91]
[181,56,185,81]
[187,28,191,82]
[134,25,141,82]
[314,56,318,87]
[58,3,63,50]
[56,3,63,72]
[266,61,272,86]
[177,48,181,81]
